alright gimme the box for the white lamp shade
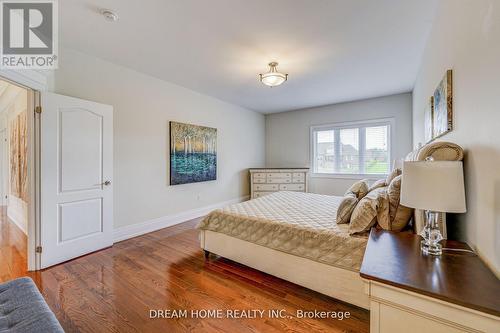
[401,161,466,213]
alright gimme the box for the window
[311,119,392,177]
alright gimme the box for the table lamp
[401,160,466,255]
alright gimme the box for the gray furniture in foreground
[0,277,64,333]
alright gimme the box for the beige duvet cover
[198,191,368,271]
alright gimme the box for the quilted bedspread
[198,191,368,271]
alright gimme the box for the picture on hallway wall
[9,115,20,197]
[169,121,217,185]
[9,111,28,201]
[432,69,453,139]
[19,111,28,202]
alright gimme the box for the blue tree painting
[170,121,217,185]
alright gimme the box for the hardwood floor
[1,215,369,333]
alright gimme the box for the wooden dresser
[360,229,500,333]
[249,168,309,199]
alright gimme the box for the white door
[40,92,113,268]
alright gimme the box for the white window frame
[310,118,395,180]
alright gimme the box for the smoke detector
[100,9,119,22]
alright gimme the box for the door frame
[0,69,48,271]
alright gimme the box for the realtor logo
[1,0,58,69]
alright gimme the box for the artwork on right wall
[424,96,434,143]
[423,69,453,142]
[432,69,453,139]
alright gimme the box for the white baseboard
[7,211,27,235]
[113,195,249,243]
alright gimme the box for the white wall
[52,48,265,230]
[412,0,500,275]
[265,93,413,195]
[0,86,28,234]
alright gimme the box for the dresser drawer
[279,184,305,191]
[267,173,292,179]
[254,184,279,191]
[292,173,305,183]
[253,192,273,199]
[252,173,267,179]
[253,177,266,183]
[267,177,292,184]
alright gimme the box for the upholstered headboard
[404,141,464,237]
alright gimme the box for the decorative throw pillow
[385,168,402,186]
[344,179,369,199]
[349,188,384,234]
[336,193,358,224]
[368,178,386,192]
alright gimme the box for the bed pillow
[349,188,384,234]
[385,168,401,186]
[344,179,369,199]
[368,178,386,192]
[386,175,414,231]
[387,175,402,221]
[336,193,358,224]
[391,204,414,231]
[375,189,391,230]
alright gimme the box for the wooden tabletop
[360,229,500,317]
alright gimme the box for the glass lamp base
[420,240,442,255]
[420,210,444,256]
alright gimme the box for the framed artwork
[169,121,217,185]
[9,110,28,201]
[19,111,29,202]
[424,96,434,143]
[432,69,453,139]
[9,115,20,197]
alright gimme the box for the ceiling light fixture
[100,9,119,22]
[259,62,288,87]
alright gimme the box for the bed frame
[200,230,370,309]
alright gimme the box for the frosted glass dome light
[260,62,288,87]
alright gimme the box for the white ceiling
[59,0,438,113]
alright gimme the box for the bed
[198,141,464,310]
[198,191,371,309]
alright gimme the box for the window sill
[310,173,387,180]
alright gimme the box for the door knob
[103,180,111,186]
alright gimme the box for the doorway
[0,72,114,273]
[0,78,34,281]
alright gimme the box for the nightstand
[360,229,500,333]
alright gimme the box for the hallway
[0,206,27,282]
